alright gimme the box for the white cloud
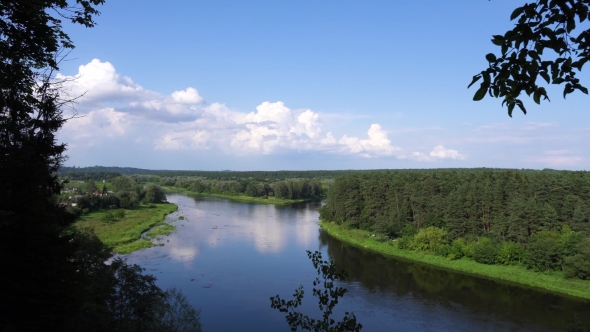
[171,87,204,104]
[429,145,466,160]
[58,59,469,162]
[338,124,400,157]
[62,108,130,147]
[58,59,147,107]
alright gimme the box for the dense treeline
[320,170,590,280]
[59,172,327,200]
[165,176,325,199]
[59,166,518,181]
[60,171,123,181]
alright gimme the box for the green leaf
[553,77,565,84]
[540,71,550,84]
[485,53,497,62]
[467,75,482,88]
[507,102,515,117]
[533,90,541,104]
[492,37,504,46]
[473,85,488,101]
[510,7,524,20]
[516,101,527,115]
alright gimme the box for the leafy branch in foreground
[270,250,362,332]
[470,0,590,116]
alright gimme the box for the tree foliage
[0,1,201,331]
[270,250,362,332]
[470,0,590,116]
[321,169,590,278]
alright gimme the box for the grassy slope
[319,220,590,300]
[75,203,178,254]
[163,186,314,205]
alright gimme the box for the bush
[114,209,125,218]
[401,223,418,237]
[448,239,466,260]
[473,237,498,265]
[496,241,524,265]
[563,254,590,279]
[435,244,451,257]
[563,239,590,280]
[524,237,561,271]
[411,226,448,252]
[396,236,413,250]
[101,212,115,222]
[559,229,585,258]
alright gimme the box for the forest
[59,165,515,181]
[60,171,328,200]
[320,169,590,280]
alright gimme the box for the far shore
[163,186,320,205]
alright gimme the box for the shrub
[101,212,115,222]
[448,238,466,260]
[524,237,561,271]
[435,244,451,257]
[396,236,413,250]
[411,226,448,252]
[563,239,590,280]
[114,209,125,219]
[496,241,524,265]
[401,224,418,237]
[563,254,590,279]
[559,229,585,258]
[473,237,498,265]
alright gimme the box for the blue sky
[57,1,590,170]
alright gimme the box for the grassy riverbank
[319,220,590,300]
[163,186,315,205]
[75,203,178,254]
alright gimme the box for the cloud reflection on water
[146,195,320,268]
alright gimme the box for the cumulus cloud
[58,59,467,162]
[429,145,466,160]
[399,145,466,162]
[61,108,131,147]
[58,59,147,107]
[171,87,204,104]
[338,124,400,157]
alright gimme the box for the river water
[124,194,590,331]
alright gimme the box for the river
[124,194,590,331]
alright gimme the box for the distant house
[69,195,83,203]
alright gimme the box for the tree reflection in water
[318,229,590,330]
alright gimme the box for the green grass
[319,220,590,300]
[163,186,315,205]
[75,203,178,254]
[145,224,176,238]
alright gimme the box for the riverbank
[163,186,318,205]
[319,220,590,300]
[75,203,178,254]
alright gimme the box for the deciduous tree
[470,0,590,116]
